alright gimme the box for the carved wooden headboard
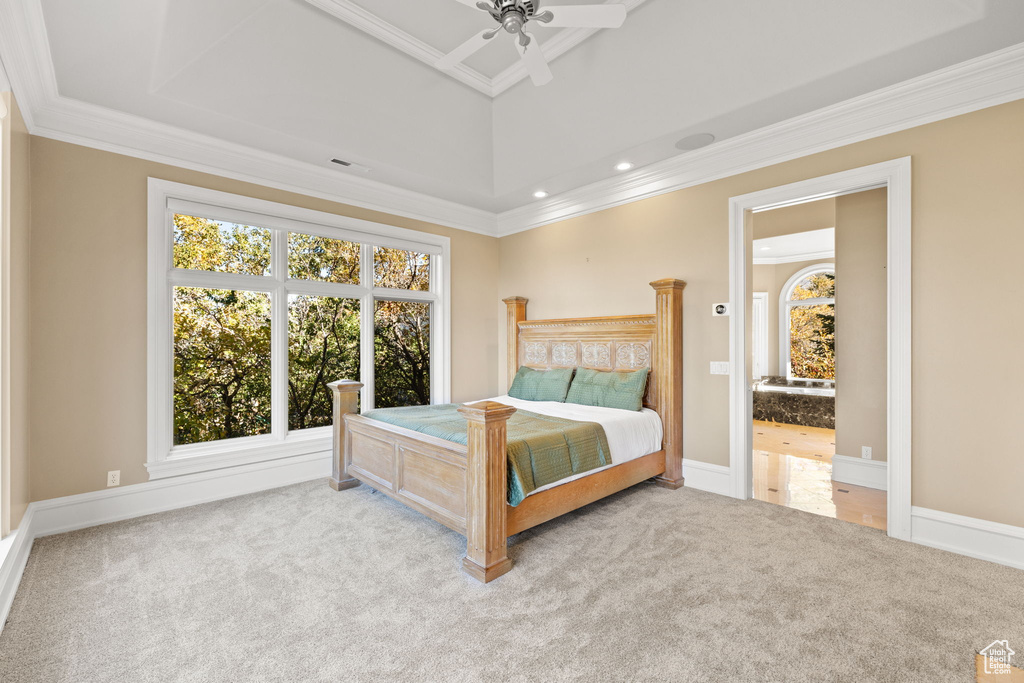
[502,279,686,488]
[512,315,659,409]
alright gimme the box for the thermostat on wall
[712,303,730,316]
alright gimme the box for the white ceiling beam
[304,0,495,96]
[303,0,650,97]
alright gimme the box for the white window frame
[146,179,450,479]
[778,263,835,381]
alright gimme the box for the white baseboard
[680,461,1024,572]
[0,511,36,631]
[6,453,1022,639]
[832,454,888,491]
[29,451,331,537]
[683,460,732,497]
[0,451,331,634]
[911,507,1024,571]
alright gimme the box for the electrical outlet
[710,361,731,375]
[107,470,120,487]
[861,446,872,460]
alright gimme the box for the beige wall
[499,98,1024,528]
[834,189,888,462]
[26,137,499,502]
[3,94,32,530]
[11,96,1024,531]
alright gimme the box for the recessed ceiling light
[615,162,634,172]
[533,190,549,199]
[675,133,716,151]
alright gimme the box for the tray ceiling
[15,0,1024,215]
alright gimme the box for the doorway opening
[750,205,885,530]
[728,159,912,541]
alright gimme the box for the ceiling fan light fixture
[438,0,630,86]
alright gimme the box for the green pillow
[508,366,574,402]
[566,367,649,411]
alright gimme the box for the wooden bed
[327,279,685,582]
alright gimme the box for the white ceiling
[337,0,608,79]
[28,0,1024,213]
[754,228,834,265]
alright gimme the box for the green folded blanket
[365,404,612,506]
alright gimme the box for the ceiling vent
[330,158,371,172]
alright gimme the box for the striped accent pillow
[566,367,649,411]
[508,366,574,402]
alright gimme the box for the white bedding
[486,395,663,498]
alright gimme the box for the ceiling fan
[437,1,628,86]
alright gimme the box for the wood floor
[753,420,887,531]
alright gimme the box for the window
[148,180,449,478]
[780,264,835,381]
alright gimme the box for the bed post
[502,296,528,388]
[458,401,517,583]
[327,380,363,491]
[650,279,686,489]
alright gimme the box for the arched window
[779,264,835,381]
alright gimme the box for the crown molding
[2,0,1022,241]
[0,55,10,93]
[30,96,498,235]
[495,41,1024,236]
[0,0,497,236]
[0,0,58,131]
[304,0,649,98]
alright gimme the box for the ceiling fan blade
[539,4,627,28]
[516,33,553,86]
[436,30,494,70]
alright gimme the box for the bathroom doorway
[749,202,884,528]
[748,202,886,530]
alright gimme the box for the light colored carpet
[1,479,1021,682]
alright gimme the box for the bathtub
[752,376,835,428]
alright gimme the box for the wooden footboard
[329,383,516,582]
[328,277,686,583]
[328,387,665,583]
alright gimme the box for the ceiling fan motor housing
[488,0,540,43]
[495,0,538,16]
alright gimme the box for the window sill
[146,429,332,480]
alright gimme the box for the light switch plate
[710,361,731,375]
